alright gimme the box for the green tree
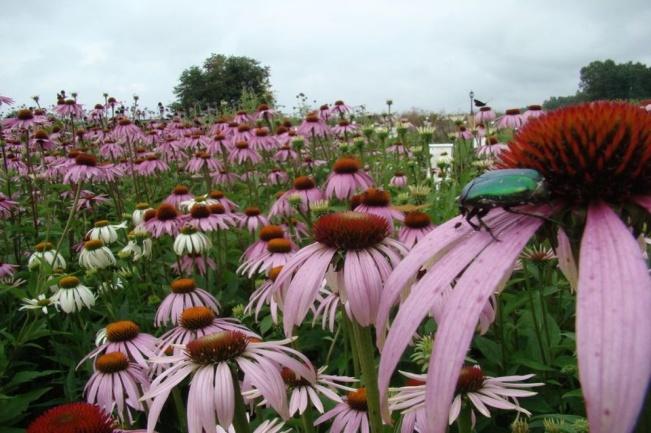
[544,59,651,110]
[173,54,273,111]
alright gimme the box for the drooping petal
[576,202,651,433]
[556,227,578,291]
[423,214,543,433]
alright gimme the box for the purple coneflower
[0,193,18,218]
[113,117,143,140]
[315,387,370,433]
[3,109,43,130]
[0,95,14,106]
[205,190,239,212]
[238,207,269,233]
[323,157,374,200]
[330,100,352,116]
[332,120,359,137]
[522,104,545,122]
[239,237,297,278]
[63,153,106,184]
[144,331,315,432]
[55,99,84,117]
[26,402,114,433]
[242,225,286,263]
[155,278,220,327]
[354,188,403,231]
[377,102,651,433]
[84,352,150,422]
[250,127,278,151]
[185,151,221,173]
[273,145,298,162]
[268,168,289,185]
[284,176,323,211]
[389,171,408,188]
[165,185,193,208]
[275,211,407,334]
[158,306,257,355]
[398,211,435,249]
[0,262,18,278]
[82,320,158,371]
[229,140,262,164]
[298,112,330,139]
[256,103,275,120]
[496,108,525,130]
[245,266,284,323]
[474,106,496,123]
[144,203,183,238]
[171,253,217,276]
[136,155,168,176]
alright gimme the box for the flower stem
[350,320,383,433]
[231,366,251,433]
[171,388,187,431]
[300,404,314,433]
[456,404,474,433]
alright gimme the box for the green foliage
[173,54,273,111]
[543,59,651,109]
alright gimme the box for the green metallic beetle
[457,168,550,235]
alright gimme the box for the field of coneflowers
[0,94,649,433]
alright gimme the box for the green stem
[231,366,251,433]
[300,404,314,433]
[342,315,360,377]
[350,320,383,433]
[456,404,473,433]
[171,388,187,431]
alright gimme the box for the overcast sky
[2,0,650,115]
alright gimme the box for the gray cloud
[1,0,650,114]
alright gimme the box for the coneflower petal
[423,215,543,433]
[576,202,651,433]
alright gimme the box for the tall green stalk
[350,320,383,433]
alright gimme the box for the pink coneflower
[158,306,258,354]
[229,140,262,165]
[0,95,14,106]
[242,225,286,263]
[398,211,435,249]
[474,106,496,123]
[84,352,150,422]
[332,120,359,137]
[455,126,473,140]
[354,188,403,230]
[256,103,275,120]
[377,102,651,433]
[0,193,18,218]
[3,108,44,130]
[273,145,298,162]
[386,141,411,156]
[165,185,193,208]
[113,117,143,140]
[206,132,229,155]
[144,331,316,431]
[31,128,55,150]
[330,100,352,116]
[238,207,269,233]
[268,168,289,185]
[81,320,158,371]
[239,237,298,278]
[245,266,284,322]
[211,169,240,185]
[205,190,238,212]
[476,137,508,158]
[275,212,407,334]
[155,278,221,327]
[171,254,217,276]
[144,203,183,237]
[389,171,408,188]
[474,123,486,137]
[496,108,525,129]
[298,112,330,138]
[185,151,221,173]
[250,127,278,151]
[324,157,374,200]
[390,367,541,429]
[189,203,235,232]
[63,153,106,184]
[76,190,109,212]
[89,103,106,119]
[232,123,254,143]
[26,402,114,433]
[55,99,84,117]
[284,176,323,211]
[136,155,168,176]
[0,262,17,278]
[234,111,251,123]
[315,387,370,433]
[522,104,545,122]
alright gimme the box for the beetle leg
[464,208,481,231]
[476,208,500,241]
[503,206,561,225]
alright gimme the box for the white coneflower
[28,241,67,271]
[119,228,153,261]
[132,202,153,226]
[86,220,127,245]
[51,275,96,313]
[173,225,212,256]
[19,294,56,314]
[79,240,116,270]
